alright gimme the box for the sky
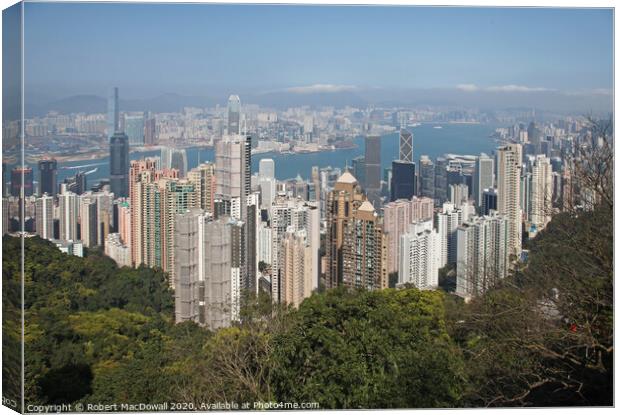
[20,2,614,102]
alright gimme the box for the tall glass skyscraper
[227,95,241,135]
[364,135,381,190]
[107,87,119,138]
[390,161,416,202]
[38,159,57,196]
[351,156,366,187]
[434,157,449,205]
[110,132,129,197]
[418,155,435,199]
[124,114,145,146]
[473,153,494,211]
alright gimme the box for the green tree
[270,287,466,408]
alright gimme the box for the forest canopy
[2,199,613,408]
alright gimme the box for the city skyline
[2,1,614,409]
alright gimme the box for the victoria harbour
[27,122,499,187]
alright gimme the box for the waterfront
[23,122,500,187]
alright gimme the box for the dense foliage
[2,199,613,408]
[270,288,465,408]
[451,204,613,406]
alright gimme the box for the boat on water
[433,125,443,129]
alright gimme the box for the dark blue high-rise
[390,160,416,201]
[110,132,129,197]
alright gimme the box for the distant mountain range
[25,93,220,117]
[21,87,612,117]
[23,90,370,116]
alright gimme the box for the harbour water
[27,122,500,187]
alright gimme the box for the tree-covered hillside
[2,200,613,408]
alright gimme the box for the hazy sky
[23,3,613,98]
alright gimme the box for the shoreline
[26,142,363,165]
[22,123,498,169]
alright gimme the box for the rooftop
[336,171,358,185]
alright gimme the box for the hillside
[2,203,613,408]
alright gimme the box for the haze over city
[20,3,613,113]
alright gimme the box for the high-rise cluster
[8,92,586,327]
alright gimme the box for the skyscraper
[497,143,522,257]
[456,212,509,299]
[341,200,387,290]
[128,158,159,266]
[398,220,441,290]
[364,135,381,190]
[59,190,78,241]
[278,202,320,307]
[110,132,129,198]
[107,87,120,138]
[215,135,251,219]
[258,158,276,210]
[79,195,98,248]
[324,172,366,289]
[383,199,413,275]
[174,209,210,324]
[258,177,276,210]
[390,160,416,201]
[418,155,435,198]
[382,196,434,277]
[187,163,216,214]
[473,153,494,210]
[530,155,553,230]
[269,194,320,303]
[161,179,197,287]
[170,149,188,178]
[449,183,469,208]
[227,95,241,135]
[124,114,145,146]
[10,167,33,197]
[93,189,114,246]
[527,121,541,153]
[215,134,252,294]
[281,229,315,307]
[259,158,275,179]
[38,159,57,196]
[434,157,448,205]
[435,202,468,267]
[481,188,498,215]
[140,180,164,269]
[351,156,366,187]
[35,194,54,240]
[161,147,188,177]
[117,200,131,248]
[144,116,157,146]
[245,192,260,293]
[174,210,242,328]
[311,166,321,203]
[324,171,386,290]
[399,128,413,163]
